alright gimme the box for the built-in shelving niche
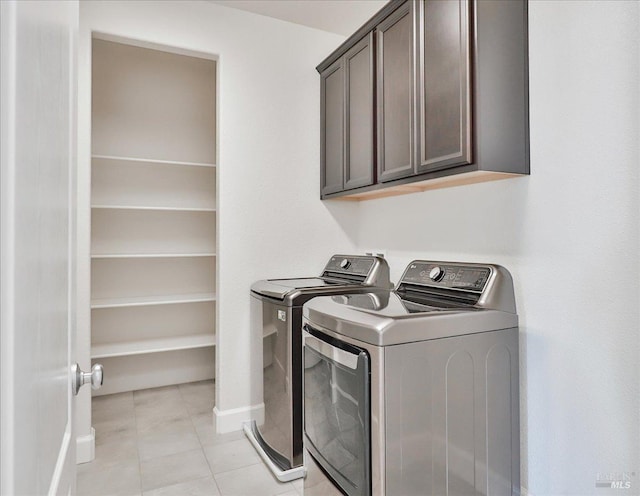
[90,37,219,396]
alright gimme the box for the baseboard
[213,403,264,434]
[75,427,95,464]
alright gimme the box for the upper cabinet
[377,3,413,182]
[317,0,529,201]
[320,59,344,196]
[345,34,375,190]
[321,33,374,195]
[415,0,471,174]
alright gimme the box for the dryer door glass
[303,326,370,496]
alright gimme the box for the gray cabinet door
[415,0,471,173]
[320,59,344,195]
[344,33,374,191]
[376,2,414,183]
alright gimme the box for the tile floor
[78,381,302,496]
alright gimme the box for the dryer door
[303,325,371,496]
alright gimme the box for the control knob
[429,266,445,282]
[340,259,351,269]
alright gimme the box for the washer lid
[303,291,518,346]
[250,254,392,303]
[251,277,343,298]
[250,277,363,303]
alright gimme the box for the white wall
[76,0,357,446]
[354,2,639,494]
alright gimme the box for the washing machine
[246,254,392,481]
[302,260,520,496]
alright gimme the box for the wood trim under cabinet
[327,170,523,201]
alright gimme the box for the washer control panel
[402,262,491,292]
[324,256,375,276]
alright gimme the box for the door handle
[71,363,104,396]
[303,331,359,370]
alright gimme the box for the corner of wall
[75,427,95,464]
[213,403,264,434]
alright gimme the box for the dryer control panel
[401,262,491,293]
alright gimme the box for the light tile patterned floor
[77,381,303,496]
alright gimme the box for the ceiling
[210,0,389,36]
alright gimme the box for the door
[343,33,374,191]
[252,294,298,469]
[376,1,414,182]
[303,326,370,496]
[415,0,472,173]
[1,1,78,494]
[320,59,344,196]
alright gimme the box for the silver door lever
[72,363,104,396]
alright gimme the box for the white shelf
[91,348,216,397]
[91,292,216,309]
[92,154,215,168]
[92,257,215,301]
[92,334,216,359]
[91,253,216,259]
[91,39,216,167]
[91,156,216,210]
[92,329,274,359]
[91,204,216,212]
[91,209,216,255]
